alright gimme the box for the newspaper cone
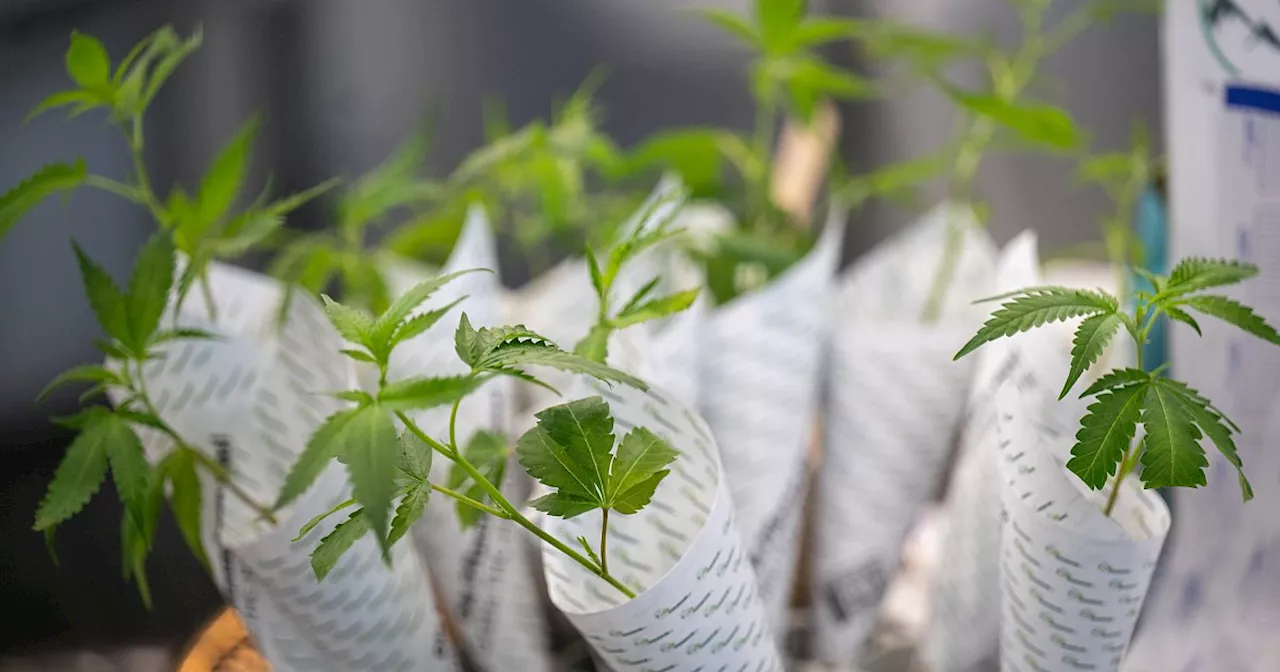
[541,382,784,671]
[921,232,1041,672]
[121,261,457,671]
[698,205,845,630]
[380,205,554,671]
[993,327,1169,672]
[813,203,996,662]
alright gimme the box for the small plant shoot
[955,258,1280,515]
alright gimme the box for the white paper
[697,206,845,632]
[812,203,996,662]
[921,232,1042,672]
[120,261,458,671]
[540,381,784,671]
[380,205,554,671]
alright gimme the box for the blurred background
[0,0,1159,666]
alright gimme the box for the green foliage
[516,397,678,519]
[448,431,507,529]
[956,257,1277,506]
[0,160,86,240]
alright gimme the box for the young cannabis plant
[0,27,335,316]
[955,258,1280,516]
[576,193,700,363]
[630,0,872,303]
[276,272,679,598]
[35,233,277,606]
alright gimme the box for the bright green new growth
[955,258,1278,514]
[1,27,336,317]
[576,192,700,363]
[279,269,673,596]
[37,233,277,607]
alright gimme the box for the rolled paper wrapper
[921,232,1040,672]
[813,204,995,662]
[380,206,554,671]
[697,205,845,630]
[993,328,1170,672]
[540,381,784,671]
[117,261,457,670]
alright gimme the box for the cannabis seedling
[0,28,335,316]
[277,273,680,597]
[35,233,278,606]
[955,258,1280,516]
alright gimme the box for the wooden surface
[178,608,267,672]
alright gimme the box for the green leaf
[328,390,375,405]
[121,510,154,610]
[586,247,606,302]
[755,0,805,51]
[577,535,603,568]
[1157,378,1253,502]
[477,341,647,390]
[340,404,400,559]
[321,295,375,348]
[613,289,700,328]
[37,364,122,403]
[454,313,482,367]
[1178,295,1280,345]
[516,425,601,509]
[449,430,507,529]
[1078,368,1150,398]
[388,483,430,546]
[947,90,1081,150]
[610,471,669,514]
[623,129,725,195]
[955,287,1118,360]
[491,366,560,395]
[139,27,202,111]
[1161,258,1258,297]
[1060,313,1123,400]
[33,410,117,531]
[1,160,87,240]
[372,270,485,355]
[697,8,761,47]
[537,398,613,496]
[1065,381,1148,489]
[574,324,612,365]
[1139,382,1209,489]
[66,31,111,89]
[607,427,678,507]
[163,449,209,570]
[126,233,176,351]
[619,277,661,316]
[275,408,361,510]
[198,118,259,227]
[27,90,102,121]
[397,432,434,483]
[790,17,862,48]
[294,498,357,542]
[530,492,600,519]
[1163,305,1202,336]
[312,509,371,581]
[340,348,377,364]
[391,297,466,348]
[107,422,152,537]
[73,242,131,345]
[378,375,481,412]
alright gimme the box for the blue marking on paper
[1225,84,1280,114]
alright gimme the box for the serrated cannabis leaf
[371,270,483,356]
[954,287,1116,359]
[275,408,361,510]
[613,289,700,328]
[312,509,371,581]
[37,364,122,402]
[162,449,209,570]
[34,410,117,531]
[1066,381,1147,489]
[197,117,258,227]
[1163,304,1202,336]
[295,498,357,542]
[392,297,466,347]
[339,404,399,560]
[321,294,375,347]
[1179,295,1280,345]
[477,341,647,390]
[125,233,176,351]
[378,375,481,412]
[1061,312,1123,399]
[516,398,676,520]
[73,242,131,347]
[1156,378,1253,502]
[1078,368,1150,399]
[340,348,377,364]
[388,484,430,547]
[1162,258,1258,298]
[107,421,152,537]
[1139,382,1209,489]
[0,160,86,240]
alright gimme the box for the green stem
[430,483,510,519]
[449,397,462,453]
[131,360,278,524]
[1103,441,1140,517]
[599,508,610,575]
[396,411,636,599]
[84,175,144,203]
[123,115,166,226]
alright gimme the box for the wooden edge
[770,101,842,227]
